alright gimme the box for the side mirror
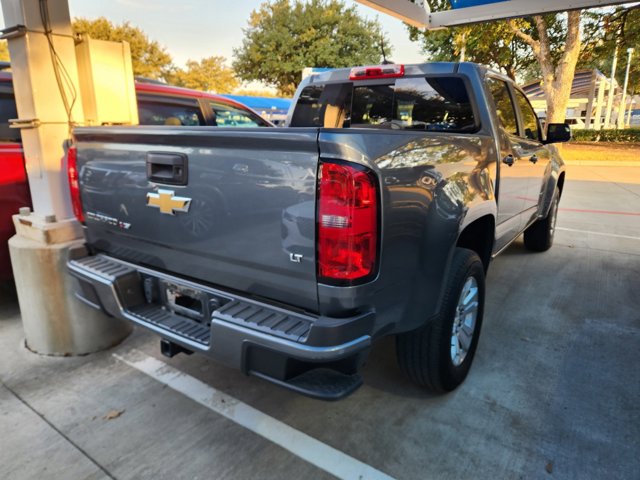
[545,123,571,144]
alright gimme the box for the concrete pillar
[1,0,131,354]
[9,213,132,355]
[593,79,607,131]
[626,99,635,127]
[604,48,618,129]
[584,71,597,129]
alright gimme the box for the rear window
[290,76,477,132]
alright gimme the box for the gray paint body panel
[75,127,320,312]
[73,62,565,342]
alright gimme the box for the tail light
[66,145,84,223]
[318,161,378,284]
[349,64,404,80]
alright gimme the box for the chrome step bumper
[68,254,373,400]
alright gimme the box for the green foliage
[413,2,605,83]
[73,17,173,81]
[580,7,640,94]
[170,57,239,94]
[233,0,389,96]
[410,1,536,79]
[571,128,640,142]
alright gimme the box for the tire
[524,187,559,252]
[396,248,485,393]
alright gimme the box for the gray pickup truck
[68,62,569,400]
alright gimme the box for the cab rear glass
[290,76,477,133]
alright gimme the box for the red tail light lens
[349,64,404,80]
[66,145,84,223]
[318,161,378,283]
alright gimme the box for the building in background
[522,69,624,129]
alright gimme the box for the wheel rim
[450,276,479,367]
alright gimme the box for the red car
[0,70,271,281]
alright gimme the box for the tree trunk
[510,11,582,124]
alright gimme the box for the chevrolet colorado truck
[68,63,569,400]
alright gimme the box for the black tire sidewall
[437,249,486,391]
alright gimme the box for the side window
[290,85,324,127]
[289,83,352,128]
[514,89,539,141]
[0,91,21,142]
[487,79,518,136]
[137,97,204,126]
[210,102,267,127]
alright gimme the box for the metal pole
[604,47,618,129]
[617,48,634,129]
[593,78,607,130]
[626,99,635,127]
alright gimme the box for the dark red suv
[0,71,271,281]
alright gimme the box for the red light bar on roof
[349,64,405,81]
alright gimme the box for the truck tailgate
[74,127,320,312]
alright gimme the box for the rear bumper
[67,253,374,400]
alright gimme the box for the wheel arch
[456,214,495,272]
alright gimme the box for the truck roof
[304,62,482,85]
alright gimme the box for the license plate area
[165,283,205,321]
[141,274,230,324]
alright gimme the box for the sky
[0,0,426,69]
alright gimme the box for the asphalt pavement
[1,164,638,480]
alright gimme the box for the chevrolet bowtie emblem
[146,189,191,215]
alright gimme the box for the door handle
[147,152,188,185]
[502,154,515,167]
[529,154,538,164]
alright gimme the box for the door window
[137,97,204,126]
[487,79,518,136]
[210,102,268,127]
[514,89,540,141]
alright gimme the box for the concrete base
[8,215,131,356]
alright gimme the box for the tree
[507,13,583,123]
[171,57,239,93]
[233,0,389,96]
[409,14,536,80]
[581,6,640,95]
[411,2,613,123]
[72,17,173,81]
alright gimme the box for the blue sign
[450,0,508,9]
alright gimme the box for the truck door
[486,77,529,251]
[511,88,549,226]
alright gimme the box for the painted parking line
[556,226,640,241]
[559,207,640,216]
[114,350,394,480]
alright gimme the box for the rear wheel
[396,248,485,393]
[524,187,559,252]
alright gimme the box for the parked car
[0,71,271,281]
[68,62,569,400]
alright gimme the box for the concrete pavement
[1,164,638,479]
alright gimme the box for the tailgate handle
[147,153,188,185]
